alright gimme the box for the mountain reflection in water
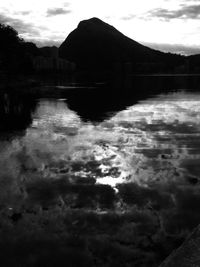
[1,89,200,266]
[27,92,200,187]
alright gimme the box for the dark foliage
[0,23,38,74]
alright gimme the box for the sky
[1,0,200,55]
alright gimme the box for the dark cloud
[46,8,71,17]
[148,5,200,20]
[0,13,41,35]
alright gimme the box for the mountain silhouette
[59,17,184,72]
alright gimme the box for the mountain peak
[77,17,116,33]
[78,17,106,27]
[59,17,157,69]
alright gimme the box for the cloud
[121,14,136,21]
[46,7,71,17]
[15,11,31,16]
[148,5,200,20]
[0,13,40,35]
[63,2,70,7]
[26,37,62,48]
[142,42,200,55]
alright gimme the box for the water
[1,85,200,266]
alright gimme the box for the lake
[1,78,200,266]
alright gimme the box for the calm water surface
[3,91,200,187]
[1,88,200,266]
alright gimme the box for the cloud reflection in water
[1,92,200,266]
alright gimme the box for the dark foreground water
[1,82,200,266]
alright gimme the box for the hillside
[59,17,184,73]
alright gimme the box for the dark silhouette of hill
[59,17,184,73]
[186,54,200,73]
[39,46,58,58]
[2,18,200,77]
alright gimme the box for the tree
[0,23,37,74]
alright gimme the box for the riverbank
[0,74,40,91]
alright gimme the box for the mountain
[39,46,59,58]
[59,17,184,73]
[186,54,200,73]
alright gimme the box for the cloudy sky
[1,0,200,55]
